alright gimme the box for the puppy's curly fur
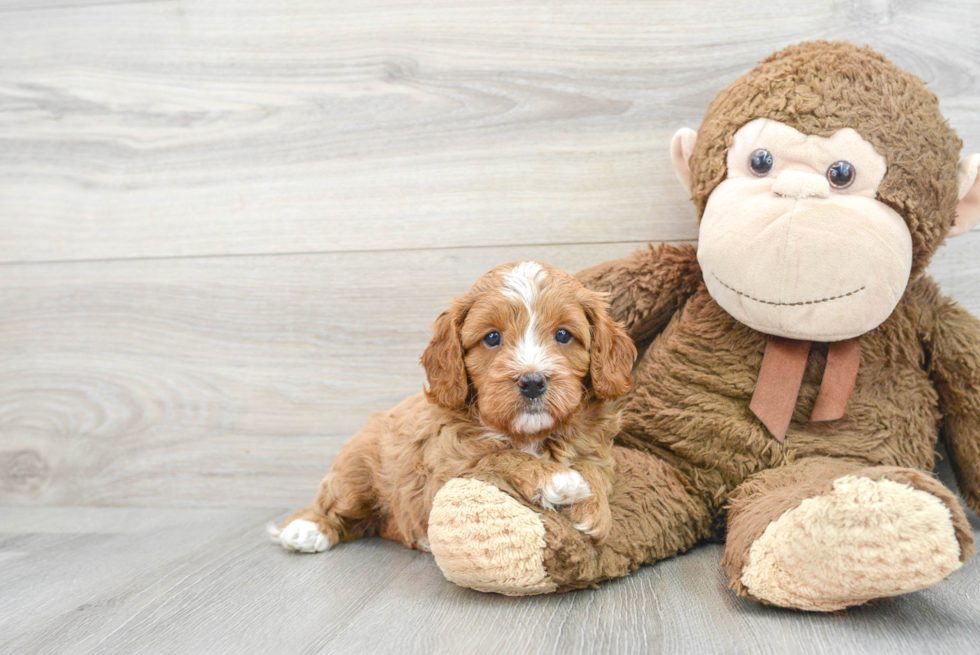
[273,261,635,552]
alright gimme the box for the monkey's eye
[483,331,501,347]
[826,161,855,189]
[749,149,774,176]
[555,329,572,344]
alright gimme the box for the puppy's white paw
[269,519,331,553]
[536,470,592,510]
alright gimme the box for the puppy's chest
[514,434,576,465]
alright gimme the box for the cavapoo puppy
[270,261,636,553]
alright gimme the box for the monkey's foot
[740,474,967,611]
[428,478,557,596]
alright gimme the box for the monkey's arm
[921,281,980,513]
[575,243,701,344]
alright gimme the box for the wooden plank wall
[1,0,979,507]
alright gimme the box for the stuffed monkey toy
[425,41,980,611]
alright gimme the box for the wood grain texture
[0,241,642,507]
[0,0,167,13]
[1,505,978,655]
[1,235,978,508]
[2,1,980,650]
[0,0,978,263]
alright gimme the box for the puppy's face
[460,263,594,435]
[422,262,636,439]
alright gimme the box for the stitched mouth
[711,272,865,307]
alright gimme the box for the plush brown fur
[280,262,635,548]
[437,42,980,602]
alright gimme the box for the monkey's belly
[618,289,942,496]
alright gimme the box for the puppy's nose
[517,373,547,399]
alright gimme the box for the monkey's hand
[575,242,701,344]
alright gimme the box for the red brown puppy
[271,261,635,552]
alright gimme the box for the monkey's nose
[517,373,547,399]
[771,170,830,199]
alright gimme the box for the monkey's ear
[420,302,469,410]
[670,128,698,195]
[950,154,980,237]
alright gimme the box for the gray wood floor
[3,0,980,652]
[2,490,979,655]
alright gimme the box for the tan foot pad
[742,475,963,611]
[428,478,557,596]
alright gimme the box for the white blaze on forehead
[503,261,546,307]
[502,262,558,374]
[514,321,560,373]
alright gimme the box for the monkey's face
[696,118,912,341]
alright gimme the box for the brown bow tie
[749,337,861,442]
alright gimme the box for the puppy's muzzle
[517,373,547,400]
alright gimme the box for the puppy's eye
[749,149,773,177]
[826,160,855,189]
[555,329,572,344]
[483,331,501,347]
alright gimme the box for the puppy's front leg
[470,451,593,512]
[561,463,613,543]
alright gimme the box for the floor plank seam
[0,238,696,269]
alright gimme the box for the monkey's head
[672,41,980,341]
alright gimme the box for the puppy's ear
[582,291,637,400]
[421,300,470,410]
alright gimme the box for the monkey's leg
[427,446,713,595]
[723,457,974,611]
